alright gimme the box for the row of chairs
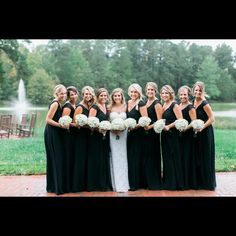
[0,113,37,139]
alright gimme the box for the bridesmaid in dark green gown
[178,85,197,190]
[144,82,162,190]
[44,84,67,195]
[87,88,112,191]
[161,85,184,190]
[127,83,148,190]
[192,81,216,190]
[72,86,95,192]
[62,86,78,192]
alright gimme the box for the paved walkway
[0,172,236,196]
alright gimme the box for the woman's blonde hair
[96,88,109,104]
[160,85,175,101]
[178,85,191,96]
[53,84,67,98]
[81,86,95,107]
[109,88,126,107]
[145,82,158,94]
[128,83,144,103]
[192,81,209,98]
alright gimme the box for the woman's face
[98,91,108,104]
[57,89,67,102]
[113,92,122,104]
[69,90,78,104]
[179,88,189,103]
[129,88,139,101]
[161,89,171,102]
[83,89,93,102]
[146,85,156,98]
[193,85,202,99]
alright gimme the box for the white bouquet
[191,119,204,137]
[111,118,126,140]
[75,114,88,127]
[174,119,189,132]
[124,118,137,130]
[138,116,151,127]
[153,119,166,133]
[59,115,72,129]
[99,120,111,139]
[99,120,112,131]
[111,118,126,131]
[87,116,100,135]
[87,117,100,128]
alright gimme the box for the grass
[215,129,236,171]
[214,117,236,130]
[0,133,46,175]
[1,103,236,174]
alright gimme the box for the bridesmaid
[72,86,95,192]
[108,88,130,192]
[44,84,67,195]
[87,88,112,191]
[192,81,216,190]
[178,85,197,190]
[61,86,79,192]
[160,85,184,190]
[144,82,162,190]
[127,83,148,191]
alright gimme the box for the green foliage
[1,39,236,104]
[27,69,56,104]
[196,56,221,99]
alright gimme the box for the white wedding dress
[109,112,130,192]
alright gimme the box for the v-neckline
[97,105,107,115]
[163,102,174,113]
[194,100,204,110]
[127,104,137,113]
[79,103,89,111]
[146,99,157,109]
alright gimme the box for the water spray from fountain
[13,79,30,122]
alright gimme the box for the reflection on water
[213,110,236,118]
[0,107,47,111]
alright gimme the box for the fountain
[13,79,30,121]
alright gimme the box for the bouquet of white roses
[191,119,204,137]
[111,118,126,140]
[59,115,72,129]
[153,119,166,133]
[124,118,137,130]
[87,117,100,135]
[87,117,100,128]
[75,114,88,127]
[99,120,112,139]
[138,116,151,127]
[174,119,189,134]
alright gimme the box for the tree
[214,43,234,69]
[27,69,56,104]
[196,56,221,100]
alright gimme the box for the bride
[108,88,130,192]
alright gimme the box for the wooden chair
[0,114,12,139]
[18,113,37,137]
[15,114,28,135]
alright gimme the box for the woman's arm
[46,102,61,127]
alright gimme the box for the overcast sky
[27,39,236,53]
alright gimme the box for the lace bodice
[109,112,127,121]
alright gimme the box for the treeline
[1,39,236,104]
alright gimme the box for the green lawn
[1,105,236,175]
[215,129,236,171]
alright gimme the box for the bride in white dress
[108,88,130,192]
